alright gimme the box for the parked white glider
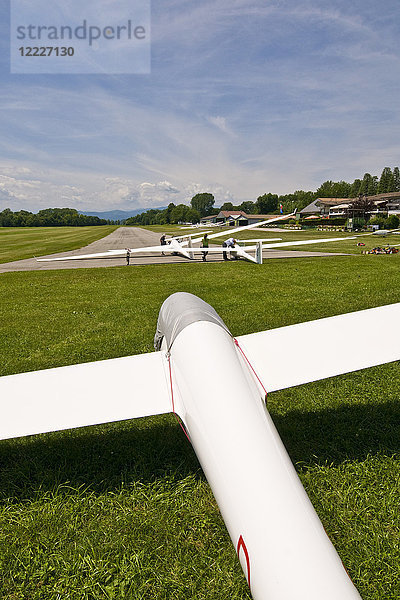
[36,212,296,264]
[36,234,356,265]
[36,210,357,265]
[1,292,399,599]
[371,228,398,236]
[36,239,261,263]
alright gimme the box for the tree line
[127,166,400,225]
[0,208,110,227]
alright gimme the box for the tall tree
[349,179,362,197]
[276,191,314,213]
[370,176,378,195]
[0,208,15,226]
[377,167,393,194]
[316,180,351,197]
[359,173,377,196]
[256,193,278,214]
[169,204,187,223]
[220,202,234,211]
[238,200,256,213]
[316,181,335,197]
[190,193,215,217]
[185,208,201,223]
[167,204,200,224]
[393,167,400,192]
[165,203,176,224]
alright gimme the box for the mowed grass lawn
[0,255,399,599]
[0,225,117,264]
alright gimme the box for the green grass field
[0,226,117,264]
[0,252,399,599]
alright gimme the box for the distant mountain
[79,208,167,222]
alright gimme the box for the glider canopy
[154,292,231,351]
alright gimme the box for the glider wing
[236,302,400,393]
[36,245,186,262]
[0,351,171,440]
[258,235,356,250]
[236,238,282,243]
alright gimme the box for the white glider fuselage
[165,319,361,600]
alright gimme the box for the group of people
[126,234,238,265]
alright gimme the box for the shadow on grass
[0,401,399,502]
[272,400,400,468]
[0,415,200,502]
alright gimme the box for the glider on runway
[36,209,361,265]
[1,292,399,599]
[36,211,297,264]
[36,234,357,265]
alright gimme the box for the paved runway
[0,227,348,273]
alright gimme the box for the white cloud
[0,163,243,212]
[207,115,234,135]
[0,172,86,211]
[91,178,181,209]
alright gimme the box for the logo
[10,0,151,74]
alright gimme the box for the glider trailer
[2,293,399,598]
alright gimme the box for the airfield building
[200,211,277,227]
[301,193,400,220]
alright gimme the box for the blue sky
[1,0,400,211]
